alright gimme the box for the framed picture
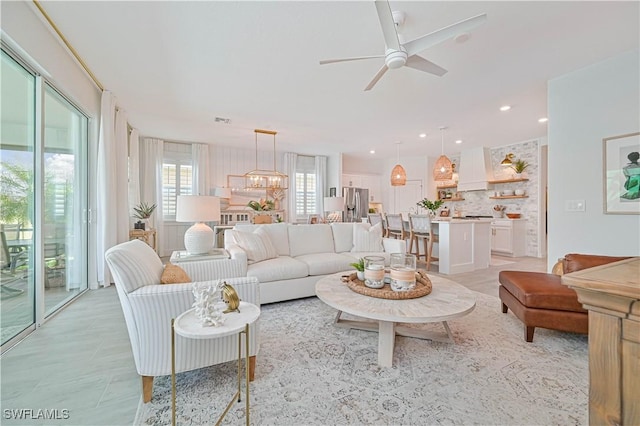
[307,214,320,224]
[227,175,266,207]
[603,132,640,214]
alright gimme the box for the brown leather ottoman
[499,271,587,342]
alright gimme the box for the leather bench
[499,253,630,342]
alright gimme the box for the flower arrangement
[247,199,275,211]
[417,198,444,214]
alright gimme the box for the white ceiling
[38,1,639,160]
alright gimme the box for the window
[295,155,316,220]
[162,143,193,219]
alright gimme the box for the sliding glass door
[1,49,89,348]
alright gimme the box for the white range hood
[457,147,495,191]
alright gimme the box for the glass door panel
[0,51,36,345]
[43,85,88,316]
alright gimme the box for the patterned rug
[134,292,588,425]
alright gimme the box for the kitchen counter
[431,218,492,274]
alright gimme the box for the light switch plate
[565,199,586,212]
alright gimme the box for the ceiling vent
[214,117,231,124]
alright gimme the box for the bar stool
[384,213,405,240]
[408,214,437,270]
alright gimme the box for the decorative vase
[356,271,365,281]
[390,253,417,292]
[429,211,437,219]
[363,256,385,289]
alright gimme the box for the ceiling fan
[319,1,487,91]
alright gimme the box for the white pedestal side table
[171,301,260,426]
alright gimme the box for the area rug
[134,292,588,425]
[490,257,516,266]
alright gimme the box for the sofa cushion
[288,224,335,256]
[295,253,354,276]
[351,223,383,252]
[563,253,631,274]
[499,271,587,313]
[232,228,278,263]
[331,223,355,253]
[260,223,290,256]
[246,256,308,282]
[160,263,191,284]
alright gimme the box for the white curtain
[315,155,327,214]
[192,143,210,196]
[96,91,130,287]
[128,128,141,223]
[140,138,165,256]
[284,152,298,223]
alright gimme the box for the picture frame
[307,214,320,224]
[603,132,640,214]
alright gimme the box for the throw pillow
[352,222,383,252]
[232,228,278,263]
[160,263,191,284]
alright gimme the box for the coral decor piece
[192,281,225,327]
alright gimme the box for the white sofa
[105,239,260,403]
[224,222,405,304]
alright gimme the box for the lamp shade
[176,195,220,223]
[433,155,454,181]
[390,164,407,186]
[324,196,344,211]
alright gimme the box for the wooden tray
[341,270,433,300]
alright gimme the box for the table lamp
[176,195,221,254]
[324,196,344,222]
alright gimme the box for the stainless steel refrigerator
[342,187,369,222]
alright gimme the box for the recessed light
[369,150,375,154]
[538,117,548,123]
[499,105,511,112]
[455,140,462,144]
[419,133,427,138]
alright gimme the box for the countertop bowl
[506,213,521,219]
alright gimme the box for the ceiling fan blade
[374,0,401,51]
[319,55,384,65]
[405,55,448,76]
[364,64,389,91]
[404,13,487,57]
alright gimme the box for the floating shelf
[441,197,465,201]
[489,195,529,199]
[488,178,529,184]
[436,184,458,189]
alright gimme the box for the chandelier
[244,129,288,190]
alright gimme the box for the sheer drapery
[192,143,210,196]
[284,152,298,223]
[128,128,141,222]
[140,138,165,256]
[96,91,130,287]
[315,155,327,214]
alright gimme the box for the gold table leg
[214,323,250,426]
[171,319,176,426]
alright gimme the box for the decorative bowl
[502,189,515,196]
[506,213,521,219]
[514,189,525,196]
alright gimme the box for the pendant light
[433,127,453,181]
[243,129,288,189]
[390,141,407,186]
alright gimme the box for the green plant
[349,258,365,272]
[368,208,376,214]
[417,198,444,212]
[133,202,157,219]
[247,199,275,211]
[510,159,530,174]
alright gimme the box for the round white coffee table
[315,272,476,367]
[171,301,260,426]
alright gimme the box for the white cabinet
[342,173,381,202]
[491,219,526,257]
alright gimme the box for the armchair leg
[142,375,154,403]
[525,326,535,343]
[249,355,256,381]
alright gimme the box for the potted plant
[510,159,530,177]
[247,199,275,211]
[133,202,157,230]
[349,258,365,281]
[417,198,444,218]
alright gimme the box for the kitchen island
[431,218,492,274]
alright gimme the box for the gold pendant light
[433,127,453,181]
[243,129,288,189]
[390,141,406,186]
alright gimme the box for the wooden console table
[129,228,157,252]
[562,257,639,425]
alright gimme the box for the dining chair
[385,213,406,240]
[408,214,437,270]
[367,213,386,235]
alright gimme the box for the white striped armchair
[105,239,260,403]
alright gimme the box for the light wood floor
[0,255,546,425]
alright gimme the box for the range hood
[457,147,495,191]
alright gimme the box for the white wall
[548,49,640,269]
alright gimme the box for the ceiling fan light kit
[319,0,487,91]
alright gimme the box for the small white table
[171,302,260,426]
[315,273,476,367]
